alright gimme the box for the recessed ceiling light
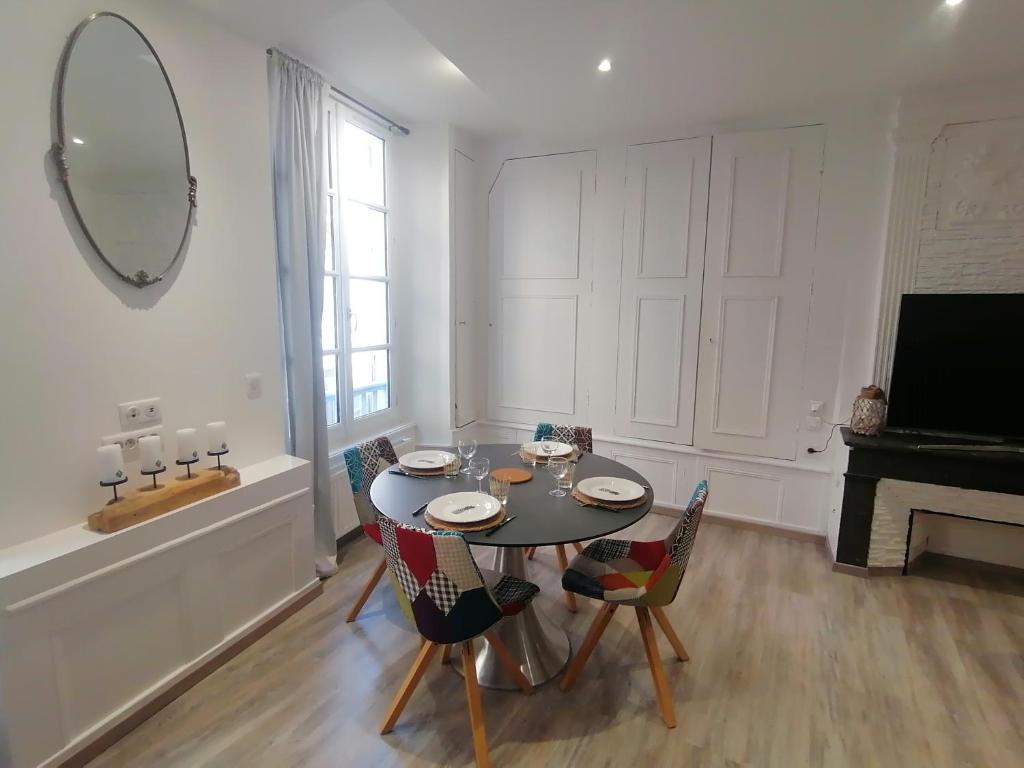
[945,0,963,6]
[597,58,611,73]
[71,137,85,145]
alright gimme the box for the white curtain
[268,50,337,577]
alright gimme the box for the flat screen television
[887,293,1024,441]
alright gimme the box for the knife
[411,501,429,517]
[484,515,517,537]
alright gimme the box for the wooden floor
[86,515,1024,767]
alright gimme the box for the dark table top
[369,444,654,547]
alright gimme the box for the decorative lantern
[850,385,887,436]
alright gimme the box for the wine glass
[458,438,477,474]
[469,457,490,493]
[547,457,569,497]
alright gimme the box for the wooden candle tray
[88,466,241,533]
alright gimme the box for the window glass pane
[326,110,334,188]
[324,354,339,426]
[342,122,384,206]
[344,202,386,276]
[351,350,389,418]
[322,277,337,350]
[325,199,335,271]
[349,279,388,348]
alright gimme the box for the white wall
[0,0,286,549]
[391,122,453,445]
[471,104,893,535]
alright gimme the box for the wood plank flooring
[86,514,1024,767]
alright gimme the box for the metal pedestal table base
[453,546,571,690]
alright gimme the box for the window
[323,104,393,429]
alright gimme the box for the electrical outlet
[101,427,163,460]
[118,398,162,430]
[805,415,823,431]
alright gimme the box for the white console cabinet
[0,456,317,768]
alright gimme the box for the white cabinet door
[614,137,711,444]
[488,151,595,426]
[694,125,824,460]
[453,149,478,427]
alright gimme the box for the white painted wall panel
[498,295,578,414]
[705,466,784,524]
[696,125,825,460]
[615,138,710,445]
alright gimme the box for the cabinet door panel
[694,125,824,460]
[615,138,711,444]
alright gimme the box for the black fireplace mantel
[835,428,1024,569]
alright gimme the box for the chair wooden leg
[636,607,676,728]
[461,640,491,768]
[346,556,387,623]
[651,606,689,662]
[526,546,536,560]
[571,542,584,554]
[560,603,617,691]
[484,632,534,695]
[380,640,438,734]
[554,545,577,612]
[441,643,453,665]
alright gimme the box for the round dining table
[369,443,654,689]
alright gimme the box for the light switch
[808,400,824,414]
[245,372,263,400]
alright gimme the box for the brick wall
[914,132,1024,293]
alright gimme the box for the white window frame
[323,99,397,447]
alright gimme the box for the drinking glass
[444,454,460,479]
[458,438,477,474]
[540,439,559,457]
[521,441,537,468]
[469,457,490,493]
[558,461,576,494]
[547,457,569,497]
[489,475,510,507]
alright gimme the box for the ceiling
[189,0,1024,140]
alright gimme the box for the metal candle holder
[176,456,200,479]
[99,475,128,503]
[207,445,229,470]
[141,464,167,489]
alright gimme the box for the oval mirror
[54,13,196,288]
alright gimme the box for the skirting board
[651,504,826,544]
[53,579,323,768]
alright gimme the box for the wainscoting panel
[704,466,784,524]
[615,137,710,445]
[489,151,595,426]
[610,450,681,506]
[695,125,825,460]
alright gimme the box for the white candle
[176,428,199,463]
[207,421,228,453]
[139,435,164,473]
[97,444,126,485]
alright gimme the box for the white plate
[576,476,646,502]
[399,450,456,470]
[523,440,573,458]
[427,492,502,524]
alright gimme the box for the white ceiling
[189,0,1024,140]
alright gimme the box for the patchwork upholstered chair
[377,516,539,768]
[524,423,594,611]
[342,436,399,622]
[559,480,708,728]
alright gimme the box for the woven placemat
[425,506,507,532]
[519,448,580,465]
[492,467,532,484]
[571,487,647,510]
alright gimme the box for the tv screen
[887,293,1024,440]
